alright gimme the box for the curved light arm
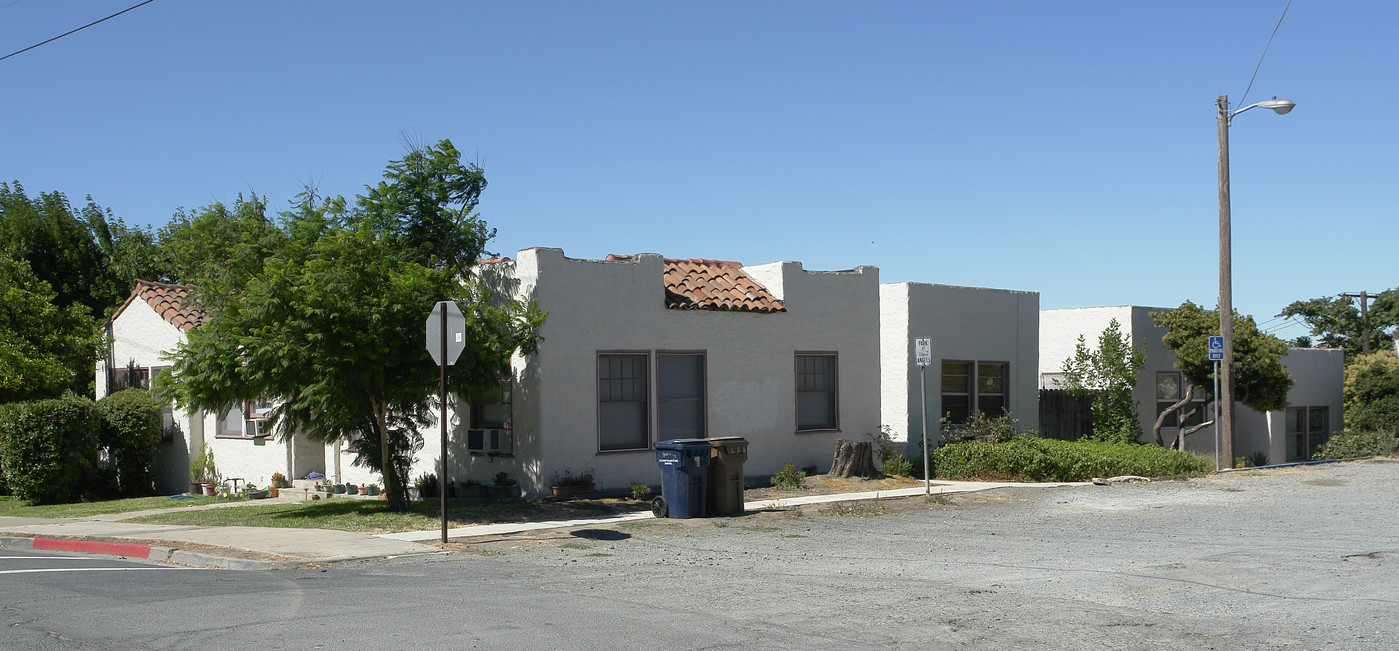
[1227,98,1295,125]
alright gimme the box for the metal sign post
[1208,336,1223,472]
[426,301,466,543]
[915,337,932,495]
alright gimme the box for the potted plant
[271,472,288,489]
[489,471,520,499]
[357,483,368,495]
[550,469,595,497]
[415,473,439,499]
[246,483,270,499]
[333,483,346,494]
[459,478,486,498]
[189,441,219,496]
[366,483,379,496]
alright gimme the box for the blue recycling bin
[654,438,712,518]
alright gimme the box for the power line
[0,0,156,63]
[1238,0,1292,107]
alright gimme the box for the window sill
[597,447,653,455]
[794,428,840,435]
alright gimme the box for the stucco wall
[102,296,328,494]
[1039,307,1344,463]
[1255,348,1345,464]
[101,299,212,494]
[443,247,882,496]
[881,282,1039,453]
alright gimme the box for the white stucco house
[879,282,1039,454]
[438,248,884,496]
[98,280,365,493]
[1039,306,1344,463]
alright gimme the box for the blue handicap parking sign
[1208,336,1224,361]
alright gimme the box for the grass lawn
[125,497,648,534]
[0,494,219,518]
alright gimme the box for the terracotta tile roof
[605,255,785,313]
[132,280,205,332]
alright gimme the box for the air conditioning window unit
[244,419,272,438]
[467,428,512,454]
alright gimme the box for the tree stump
[829,439,879,478]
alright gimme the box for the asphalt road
[2,459,1394,650]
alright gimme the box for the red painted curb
[33,538,153,559]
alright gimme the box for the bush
[771,463,806,490]
[96,388,164,497]
[629,481,652,501]
[870,426,915,476]
[1344,352,1399,433]
[1315,429,1399,460]
[0,395,100,504]
[932,435,1209,482]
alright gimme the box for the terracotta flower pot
[551,483,595,497]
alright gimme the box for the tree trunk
[374,399,408,512]
[829,439,879,479]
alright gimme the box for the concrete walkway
[0,479,1086,569]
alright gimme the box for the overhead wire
[0,0,156,63]
[1237,0,1293,107]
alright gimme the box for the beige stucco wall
[880,282,1039,454]
[444,247,882,496]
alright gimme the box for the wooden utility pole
[1341,291,1377,354]
[1217,95,1235,470]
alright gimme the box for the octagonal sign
[426,301,466,366]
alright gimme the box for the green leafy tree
[1061,318,1145,445]
[353,139,491,275]
[1342,351,1399,433]
[160,141,544,511]
[1278,289,1398,362]
[1153,301,1293,415]
[0,253,101,401]
[0,182,114,317]
[156,193,283,289]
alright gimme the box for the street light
[1216,94,1294,469]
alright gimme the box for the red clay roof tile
[133,280,205,332]
[660,257,785,313]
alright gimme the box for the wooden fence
[1038,389,1094,441]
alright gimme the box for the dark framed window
[470,379,513,429]
[1285,406,1330,462]
[1156,372,1206,429]
[941,360,1009,425]
[795,353,838,432]
[658,353,706,439]
[598,353,649,451]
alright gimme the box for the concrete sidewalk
[0,479,1085,569]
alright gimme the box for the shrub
[96,388,164,497]
[0,395,100,504]
[771,463,806,490]
[932,435,1209,482]
[942,412,1024,444]
[629,481,652,501]
[869,426,914,476]
[1344,352,1399,433]
[1315,429,1399,460]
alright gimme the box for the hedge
[931,436,1211,482]
[0,395,100,504]
[96,388,164,497]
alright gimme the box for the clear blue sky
[3,1,1394,342]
